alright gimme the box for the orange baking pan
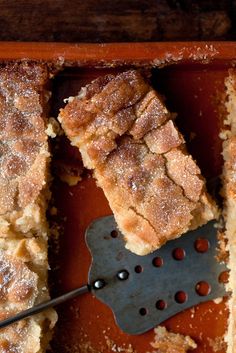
[1,42,235,353]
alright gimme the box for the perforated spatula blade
[0,216,227,335]
[86,216,227,335]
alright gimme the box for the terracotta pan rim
[0,41,235,66]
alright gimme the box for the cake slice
[0,63,57,352]
[59,70,217,255]
[221,70,236,353]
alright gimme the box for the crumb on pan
[148,326,197,353]
[53,159,84,186]
[207,336,226,352]
[46,117,63,138]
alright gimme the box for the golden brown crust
[144,120,184,154]
[0,63,49,216]
[0,63,56,352]
[59,70,217,255]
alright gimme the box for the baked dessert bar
[221,71,236,353]
[0,62,57,352]
[59,70,217,255]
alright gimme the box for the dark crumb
[52,135,85,186]
[53,158,84,186]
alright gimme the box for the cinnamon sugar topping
[59,70,217,255]
[0,63,57,352]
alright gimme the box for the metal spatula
[0,216,227,335]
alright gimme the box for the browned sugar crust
[0,62,57,353]
[0,63,49,215]
[59,70,217,255]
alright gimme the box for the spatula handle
[0,285,89,330]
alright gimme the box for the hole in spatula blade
[152,256,163,267]
[139,308,147,316]
[195,281,211,296]
[175,291,188,304]
[111,230,118,238]
[172,248,185,260]
[134,265,143,273]
[194,238,209,253]
[156,300,167,310]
